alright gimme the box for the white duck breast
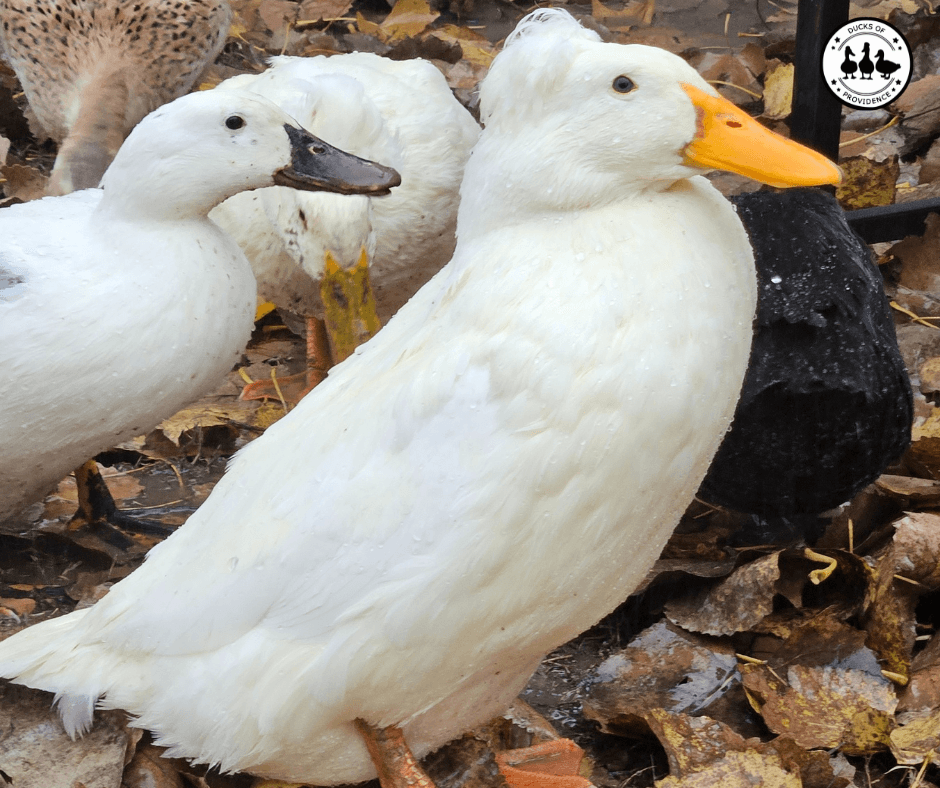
[209,53,480,323]
[0,90,399,524]
[0,9,839,785]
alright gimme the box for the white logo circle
[821,18,912,110]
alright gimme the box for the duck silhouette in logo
[876,50,901,80]
[841,47,858,78]
[859,42,875,79]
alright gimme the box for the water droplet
[771,275,782,284]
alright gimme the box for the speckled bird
[0,0,231,194]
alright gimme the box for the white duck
[209,53,479,401]
[0,89,399,527]
[0,9,840,787]
[0,0,232,195]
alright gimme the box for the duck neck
[456,133,684,241]
[96,154,239,222]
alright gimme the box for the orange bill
[680,83,842,188]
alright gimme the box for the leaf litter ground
[5,0,940,786]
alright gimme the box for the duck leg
[354,719,435,788]
[70,459,173,539]
[241,248,382,407]
[239,315,333,405]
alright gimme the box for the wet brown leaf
[431,24,496,67]
[122,742,186,788]
[257,0,295,35]
[893,73,940,154]
[298,0,353,22]
[864,513,940,676]
[583,622,743,738]
[665,553,780,636]
[693,52,762,103]
[157,404,250,446]
[741,660,896,754]
[891,212,940,293]
[890,706,940,765]
[899,632,940,714]
[646,711,800,788]
[875,474,940,505]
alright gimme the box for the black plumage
[698,188,913,519]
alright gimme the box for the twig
[839,114,900,148]
[890,301,940,329]
[707,79,762,99]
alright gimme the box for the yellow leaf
[836,155,899,210]
[356,11,381,35]
[890,707,940,764]
[431,24,496,67]
[157,404,246,445]
[762,62,793,120]
[255,300,278,321]
[228,15,248,40]
[379,0,438,41]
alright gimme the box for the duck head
[98,91,401,220]
[459,10,840,236]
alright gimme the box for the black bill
[274,124,401,196]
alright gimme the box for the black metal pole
[790,0,850,161]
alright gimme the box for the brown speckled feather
[0,0,231,192]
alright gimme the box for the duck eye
[225,115,246,130]
[612,75,635,94]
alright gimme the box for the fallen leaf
[157,404,248,446]
[762,62,793,120]
[431,24,496,67]
[646,711,801,788]
[0,683,128,788]
[892,74,940,155]
[378,0,439,42]
[741,661,896,754]
[298,0,352,22]
[835,155,899,210]
[875,474,940,505]
[891,212,940,292]
[583,622,747,738]
[898,632,940,714]
[122,742,187,788]
[257,0,295,34]
[665,553,780,636]
[864,513,940,676]
[591,0,654,31]
[0,597,35,616]
[0,162,47,202]
[889,706,940,764]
